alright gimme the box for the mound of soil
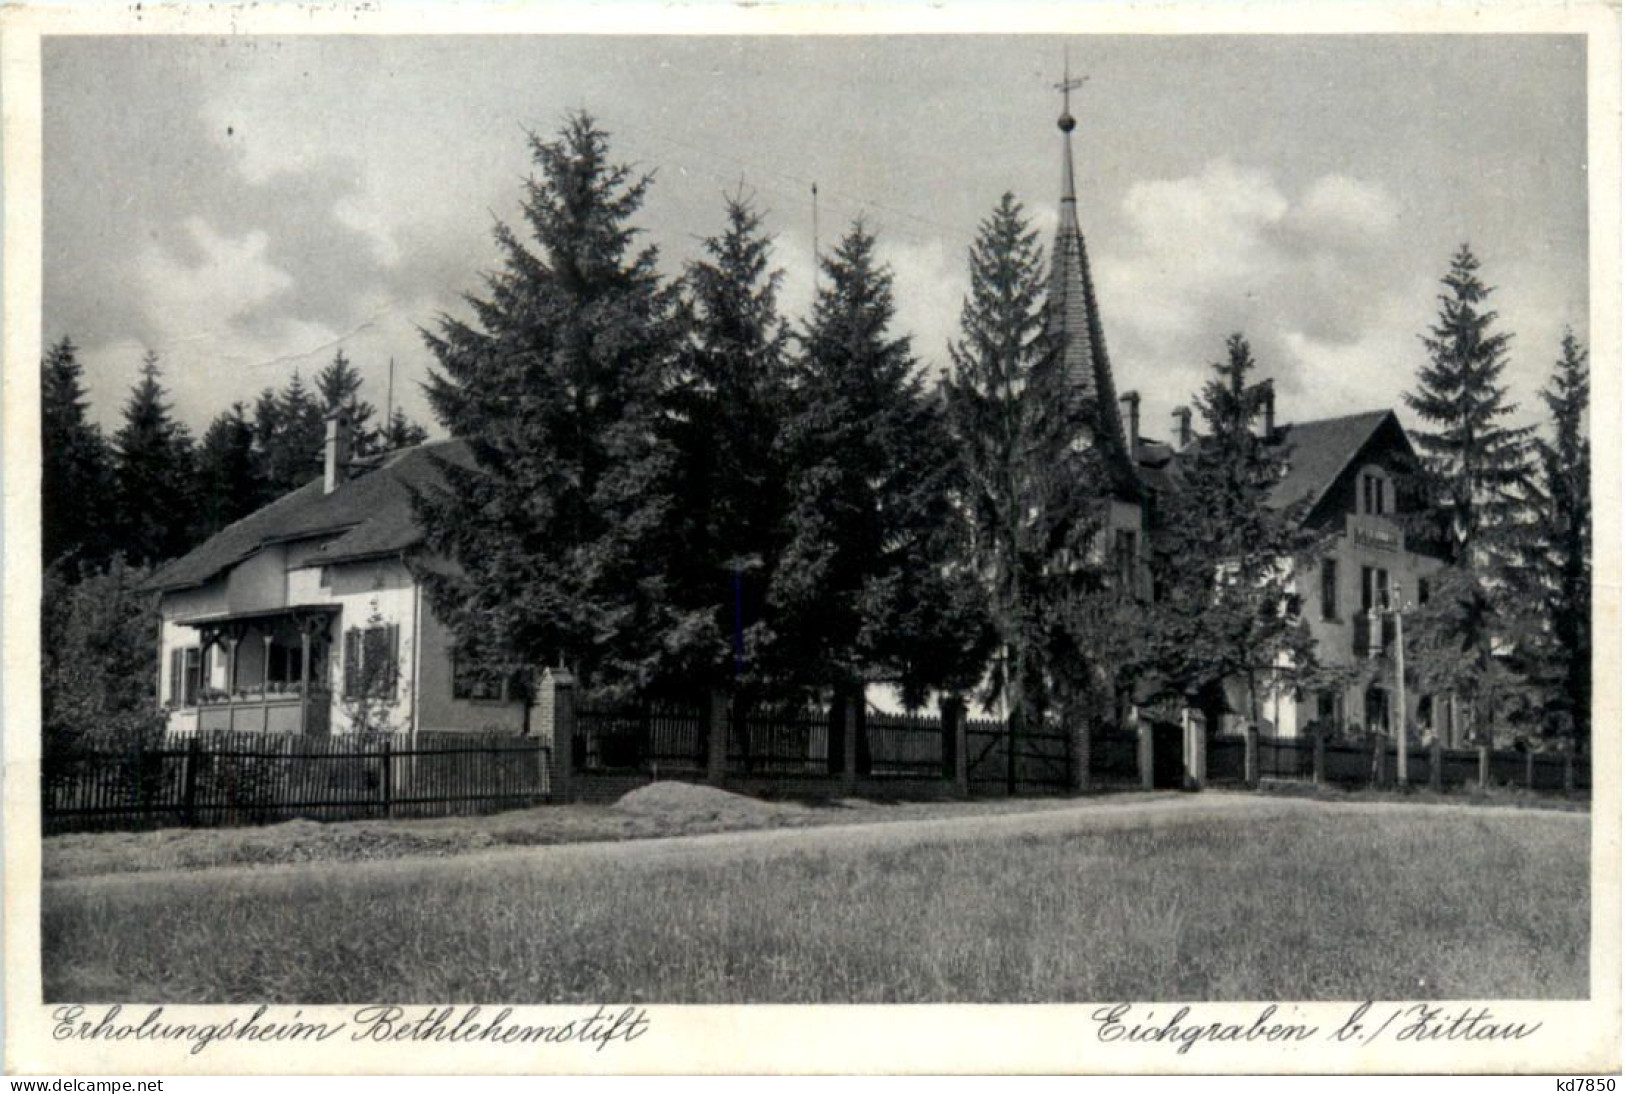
[613,781,800,821]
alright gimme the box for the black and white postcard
[3,0,1618,1077]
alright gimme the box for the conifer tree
[1401,245,1538,745]
[112,351,196,564]
[666,194,796,694]
[414,113,686,697]
[944,193,1100,734]
[383,406,430,450]
[1518,330,1592,750]
[266,370,325,493]
[194,402,263,537]
[1404,245,1536,565]
[41,336,115,568]
[316,350,379,454]
[772,220,988,719]
[1148,334,1321,733]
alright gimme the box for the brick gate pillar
[940,694,968,798]
[1136,707,1154,791]
[536,667,575,803]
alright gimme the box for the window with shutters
[168,646,202,708]
[343,622,399,701]
[1320,559,1338,620]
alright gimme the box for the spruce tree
[1401,245,1538,745]
[41,336,115,568]
[266,370,325,493]
[1520,330,1591,750]
[112,351,196,564]
[772,220,987,717]
[414,113,686,697]
[383,406,430,450]
[666,194,796,695]
[944,193,1099,734]
[316,350,379,454]
[194,402,263,537]
[1404,244,1536,564]
[1148,334,1321,733]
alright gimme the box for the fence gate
[964,719,1070,795]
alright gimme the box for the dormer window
[1358,466,1391,517]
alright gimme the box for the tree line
[43,111,1591,759]
[44,344,429,571]
[42,343,429,745]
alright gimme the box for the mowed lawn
[42,797,1588,1003]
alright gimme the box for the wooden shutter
[343,628,361,699]
[382,624,400,698]
[169,648,182,707]
[182,648,201,707]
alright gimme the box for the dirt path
[45,790,1585,898]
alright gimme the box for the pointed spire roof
[1047,63,1136,492]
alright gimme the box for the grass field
[42,796,1588,1003]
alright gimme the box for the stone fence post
[1312,725,1326,787]
[1071,705,1093,794]
[706,689,730,787]
[1429,737,1443,792]
[1244,722,1260,789]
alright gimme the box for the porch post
[225,634,240,733]
[261,633,274,732]
[298,631,312,736]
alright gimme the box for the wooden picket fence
[41,729,551,834]
[1205,733,1590,793]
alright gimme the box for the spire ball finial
[1058,111,1076,133]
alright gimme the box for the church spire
[1048,57,1133,478]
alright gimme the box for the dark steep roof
[144,439,475,593]
[1265,409,1395,513]
[1131,408,1402,518]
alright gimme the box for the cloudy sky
[44,34,1588,447]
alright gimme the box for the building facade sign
[1350,520,1402,554]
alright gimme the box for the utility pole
[1392,583,1409,788]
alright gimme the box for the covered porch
[181,605,341,735]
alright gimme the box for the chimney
[324,407,353,494]
[1260,379,1277,439]
[1172,406,1193,449]
[1119,390,1141,453]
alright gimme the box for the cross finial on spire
[1055,50,1086,132]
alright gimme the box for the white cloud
[1094,161,1418,440]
